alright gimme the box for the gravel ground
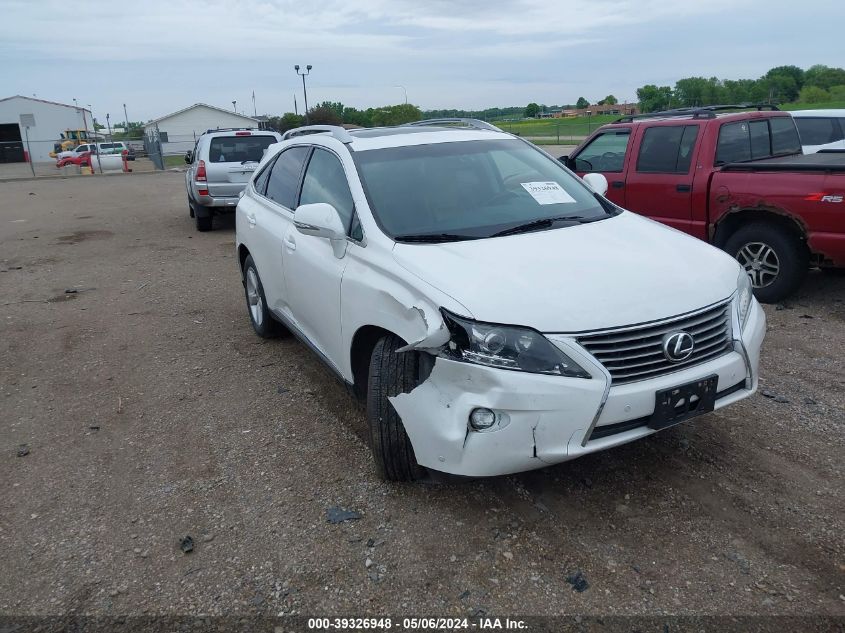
[0,173,843,619]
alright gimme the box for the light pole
[232,100,237,113]
[123,103,130,134]
[106,113,112,141]
[295,64,312,123]
[394,85,408,104]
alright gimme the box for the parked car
[56,141,128,162]
[184,128,282,231]
[791,109,845,154]
[55,151,91,168]
[235,120,765,481]
[561,105,845,302]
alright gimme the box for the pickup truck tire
[725,222,808,303]
[242,255,282,338]
[367,334,425,482]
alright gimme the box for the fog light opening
[469,407,497,431]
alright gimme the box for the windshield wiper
[490,216,586,238]
[394,233,479,243]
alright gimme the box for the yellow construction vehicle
[49,129,92,157]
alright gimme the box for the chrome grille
[577,301,733,385]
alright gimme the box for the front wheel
[242,255,282,338]
[366,335,425,482]
[724,222,808,303]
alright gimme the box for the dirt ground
[0,173,843,620]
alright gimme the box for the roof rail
[406,118,502,132]
[203,127,258,134]
[615,103,780,123]
[282,125,354,143]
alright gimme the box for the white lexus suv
[235,119,766,481]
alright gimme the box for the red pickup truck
[562,105,845,302]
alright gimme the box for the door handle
[611,180,625,189]
[676,184,692,192]
[284,235,297,251]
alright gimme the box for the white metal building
[144,103,259,155]
[0,96,91,163]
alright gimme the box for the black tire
[723,222,808,304]
[188,198,195,218]
[196,214,212,232]
[366,335,425,482]
[242,255,282,338]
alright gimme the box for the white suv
[235,120,766,480]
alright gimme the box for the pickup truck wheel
[725,222,808,303]
[366,334,425,482]
[242,255,282,338]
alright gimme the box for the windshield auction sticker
[520,181,576,205]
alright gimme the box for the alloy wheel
[736,241,780,288]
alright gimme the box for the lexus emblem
[663,332,694,362]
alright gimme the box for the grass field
[782,101,845,111]
[491,115,619,140]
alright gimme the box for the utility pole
[123,103,130,134]
[294,94,298,116]
[106,113,112,142]
[394,85,408,104]
[252,91,257,117]
[232,100,237,113]
[295,65,312,124]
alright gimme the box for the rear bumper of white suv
[389,300,765,477]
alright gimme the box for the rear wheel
[366,335,425,482]
[195,213,212,232]
[242,255,282,338]
[724,222,808,303]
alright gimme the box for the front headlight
[736,270,753,331]
[441,310,591,378]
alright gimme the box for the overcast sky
[1,0,842,123]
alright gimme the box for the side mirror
[184,151,193,164]
[582,173,609,196]
[558,155,576,170]
[294,203,347,258]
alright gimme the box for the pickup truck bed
[724,152,845,172]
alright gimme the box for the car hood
[391,212,739,333]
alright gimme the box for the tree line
[265,102,423,132]
[636,64,845,112]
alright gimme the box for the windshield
[353,139,613,240]
[209,135,277,163]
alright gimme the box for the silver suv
[184,128,281,231]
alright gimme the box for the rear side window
[716,118,801,165]
[794,117,842,145]
[574,131,630,172]
[636,125,699,173]
[299,149,355,233]
[265,146,310,209]
[208,135,278,163]
[252,155,277,195]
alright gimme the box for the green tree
[368,103,422,126]
[798,85,831,103]
[829,85,845,101]
[575,97,590,109]
[267,113,304,132]
[307,105,343,125]
[524,102,540,118]
[804,65,845,90]
[603,95,618,105]
[637,85,673,112]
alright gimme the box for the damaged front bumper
[389,301,766,477]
